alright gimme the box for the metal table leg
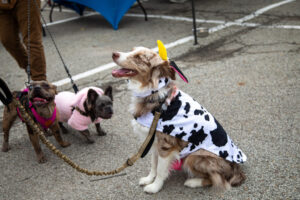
[191,0,198,45]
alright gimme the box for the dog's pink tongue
[112,68,137,78]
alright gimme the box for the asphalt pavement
[0,0,299,199]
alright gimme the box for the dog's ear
[51,84,58,95]
[104,86,113,101]
[159,60,176,80]
[87,89,99,107]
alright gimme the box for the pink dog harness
[16,88,57,130]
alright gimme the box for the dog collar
[132,77,170,98]
[16,88,56,130]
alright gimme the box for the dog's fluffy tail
[229,163,246,187]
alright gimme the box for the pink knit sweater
[55,87,103,131]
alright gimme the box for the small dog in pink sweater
[55,86,113,143]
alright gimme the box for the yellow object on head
[157,40,168,61]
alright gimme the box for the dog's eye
[42,84,50,89]
[99,103,105,108]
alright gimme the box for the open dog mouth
[112,68,138,78]
[30,96,52,106]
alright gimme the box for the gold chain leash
[13,97,160,176]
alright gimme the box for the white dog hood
[136,90,247,163]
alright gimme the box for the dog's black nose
[112,52,120,60]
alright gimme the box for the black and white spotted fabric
[136,90,247,163]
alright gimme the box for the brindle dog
[2,81,70,163]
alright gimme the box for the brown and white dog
[112,47,246,194]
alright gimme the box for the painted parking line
[43,3,299,30]
[53,0,296,87]
[209,0,296,33]
[0,0,296,107]
[43,12,98,27]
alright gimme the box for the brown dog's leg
[50,123,70,147]
[2,104,18,152]
[26,125,47,163]
[59,122,69,134]
[95,123,106,136]
[79,129,95,143]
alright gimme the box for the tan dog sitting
[2,81,70,163]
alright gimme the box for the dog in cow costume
[112,41,247,193]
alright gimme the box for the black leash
[31,0,79,93]
[0,78,13,106]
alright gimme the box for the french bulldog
[55,86,113,143]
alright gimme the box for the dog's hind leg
[139,147,158,186]
[59,122,69,134]
[2,104,18,152]
[80,129,95,143]
[95,123,106,136]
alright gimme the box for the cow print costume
[136,78,247,163]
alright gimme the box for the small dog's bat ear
[87,89,98,104]
[104,86,113,101]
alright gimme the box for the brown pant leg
[14,0,47,81]
[0,10,28,71]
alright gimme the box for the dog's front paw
[38,154,47,164]
[2,143,10,152]
[139,176,155,186]
[143,182,163,194]
[97,130,107,136]
[61,141,71,148]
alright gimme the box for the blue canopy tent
[51,0,147,30]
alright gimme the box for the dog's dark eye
[99,103,105,108]
[42,84,50,89]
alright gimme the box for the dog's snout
[112,52,120,60]
[106,107,113,115]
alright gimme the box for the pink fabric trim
[171,159,184,171]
